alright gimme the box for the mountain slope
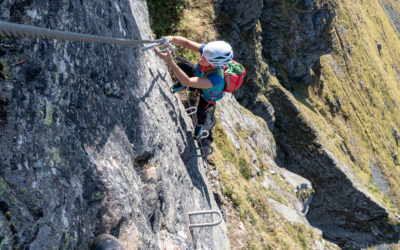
[1,0,400,249]
[211,0,400,248]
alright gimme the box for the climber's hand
[154,47,173,64]
[165,36,174,43]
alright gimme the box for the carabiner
[142,37,174,54]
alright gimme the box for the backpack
[222,60,246,93]
[203,60,246,93]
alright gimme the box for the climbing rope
[0,20,163,45]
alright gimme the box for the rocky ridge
[213,0,400,248]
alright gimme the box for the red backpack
[222,60,246,92]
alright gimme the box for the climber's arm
[166,36,202,52]
[154,47,212,88]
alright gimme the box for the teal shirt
[195,44,225,102]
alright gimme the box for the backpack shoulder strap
[203,67,224,78]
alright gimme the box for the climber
[154,36,233,139]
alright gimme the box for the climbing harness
[188,210,223,228]
[0,20,162,46]
[204,100,216,110]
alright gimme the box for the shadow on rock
[179,130,212,208]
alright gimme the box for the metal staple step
[188,210,223,228]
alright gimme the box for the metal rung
[200,130,209,139]
[193,145,213,158]
[188,210,223,228]
[186,106,197,116]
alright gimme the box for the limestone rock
[0,0,229,249]
[260,0,336,85]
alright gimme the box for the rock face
[0,0,229,249]
[260,0,336,86]
[215,0,276,130]
[217,0,336,88]
[215,0,265,97]
[380,0,400,37]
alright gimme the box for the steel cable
[0,20,162,45]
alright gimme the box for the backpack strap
[201,67,225,100]
[203,67,224,78]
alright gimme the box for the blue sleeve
[206,74,225,87]
[199,44,206,55]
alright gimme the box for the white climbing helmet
[203,41,233,66]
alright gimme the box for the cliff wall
[0,0,229,248]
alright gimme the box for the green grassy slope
[304,0,400,217]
